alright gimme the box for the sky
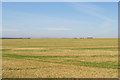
[2,2,118,38]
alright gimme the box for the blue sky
[2,2,118,38]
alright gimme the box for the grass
[1,49,11,51]
[13,49,49,52]
[2,38,118,78]
[3,54,118,69]
[70,47,117,50]
[3,54,80,58]
[65,60,117,69]
[7,68,22,70]
[91,55,117,57]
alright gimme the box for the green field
[2,38,118,78]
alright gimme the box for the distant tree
[80,38,84,39]
[74,38,78,39]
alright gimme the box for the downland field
[2,38,118,78]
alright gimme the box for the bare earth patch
[13,48,46,50]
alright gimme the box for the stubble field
[2,38,118,78]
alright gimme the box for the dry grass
[2,38,118,78]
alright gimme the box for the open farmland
[2,38,118,78]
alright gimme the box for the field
[2,38,118,78]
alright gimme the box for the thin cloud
[44,27,72,31]
[0,27,2,31]
[70,3,116,29]
[2,28,19,32]
[71,3,115,22]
